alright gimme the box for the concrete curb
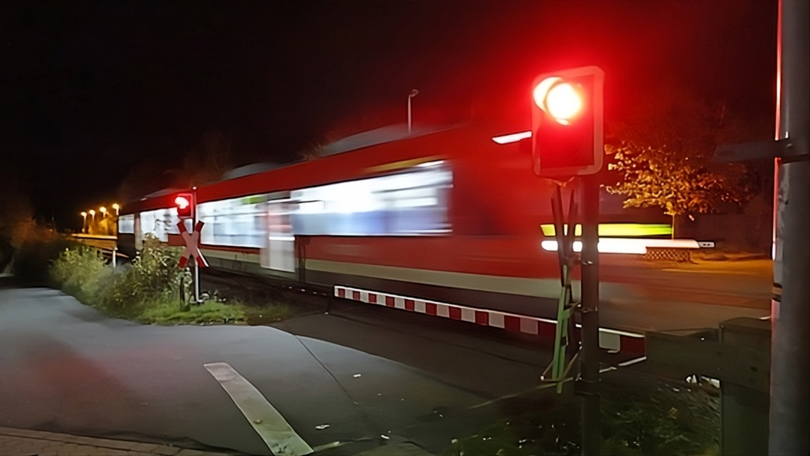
[0,426,239,456]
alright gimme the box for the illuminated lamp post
[80,212,87,234]
[112,203,120,216]
[88,209,96,234]
[99,207,107,234]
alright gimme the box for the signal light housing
[531,66,604,177]
[175,193,194,219]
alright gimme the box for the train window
[289,163,452,236]
[197,195,267,248]
[118,214,135,234]
[139,208,180,242]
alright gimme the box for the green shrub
[49,233,290,327]
[50,247,107,297]
[94,235,191,316]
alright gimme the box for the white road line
[204,362,313,456]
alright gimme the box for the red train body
[118,122,649,352]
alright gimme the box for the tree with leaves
[605,87,762,238]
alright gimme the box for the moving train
[118,122,672,352]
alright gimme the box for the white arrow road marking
[204,362,313,456]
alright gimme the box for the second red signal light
[175,193,194,219]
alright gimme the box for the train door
[134,213,143,250]
[261,197,295,273]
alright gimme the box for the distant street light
[112,203,120,216]
[80,212,88,233]
[99,207,107,218]
[89,209,96,224]
[408,89,419,133]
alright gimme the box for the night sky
[1,0,777,229]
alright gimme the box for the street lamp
[112,203,120,216]
[80,212,87,233]
[408,89,419,133]
[99,206,107,218]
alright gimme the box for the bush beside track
[49,234,290,325]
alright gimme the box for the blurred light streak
[492,131,531,144]
[540,238,701,254]
[540,223,673,237]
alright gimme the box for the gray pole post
[769,0,809,454]
[580,174,601,455]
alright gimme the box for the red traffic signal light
[531,66,604,177]
[175,193,194,219]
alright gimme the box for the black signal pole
[579,173,601,455]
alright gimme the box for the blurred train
[118,122,677,349]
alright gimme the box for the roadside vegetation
[445,372,719,456]
[50,235,290,325]
[4,220,76,285]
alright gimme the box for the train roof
[121,120,518,215]
[317,123,460,158]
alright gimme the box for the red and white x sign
[177,220,209,269]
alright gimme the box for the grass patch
[445,397,580,456]
[138,298,246,325]
[444,374,719,456]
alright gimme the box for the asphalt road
[0,285,569,456]
[0,259,772,455]
[597,258,771,332]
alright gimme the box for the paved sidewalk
[0,427,238,456]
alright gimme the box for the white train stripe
[311,259,566,299]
